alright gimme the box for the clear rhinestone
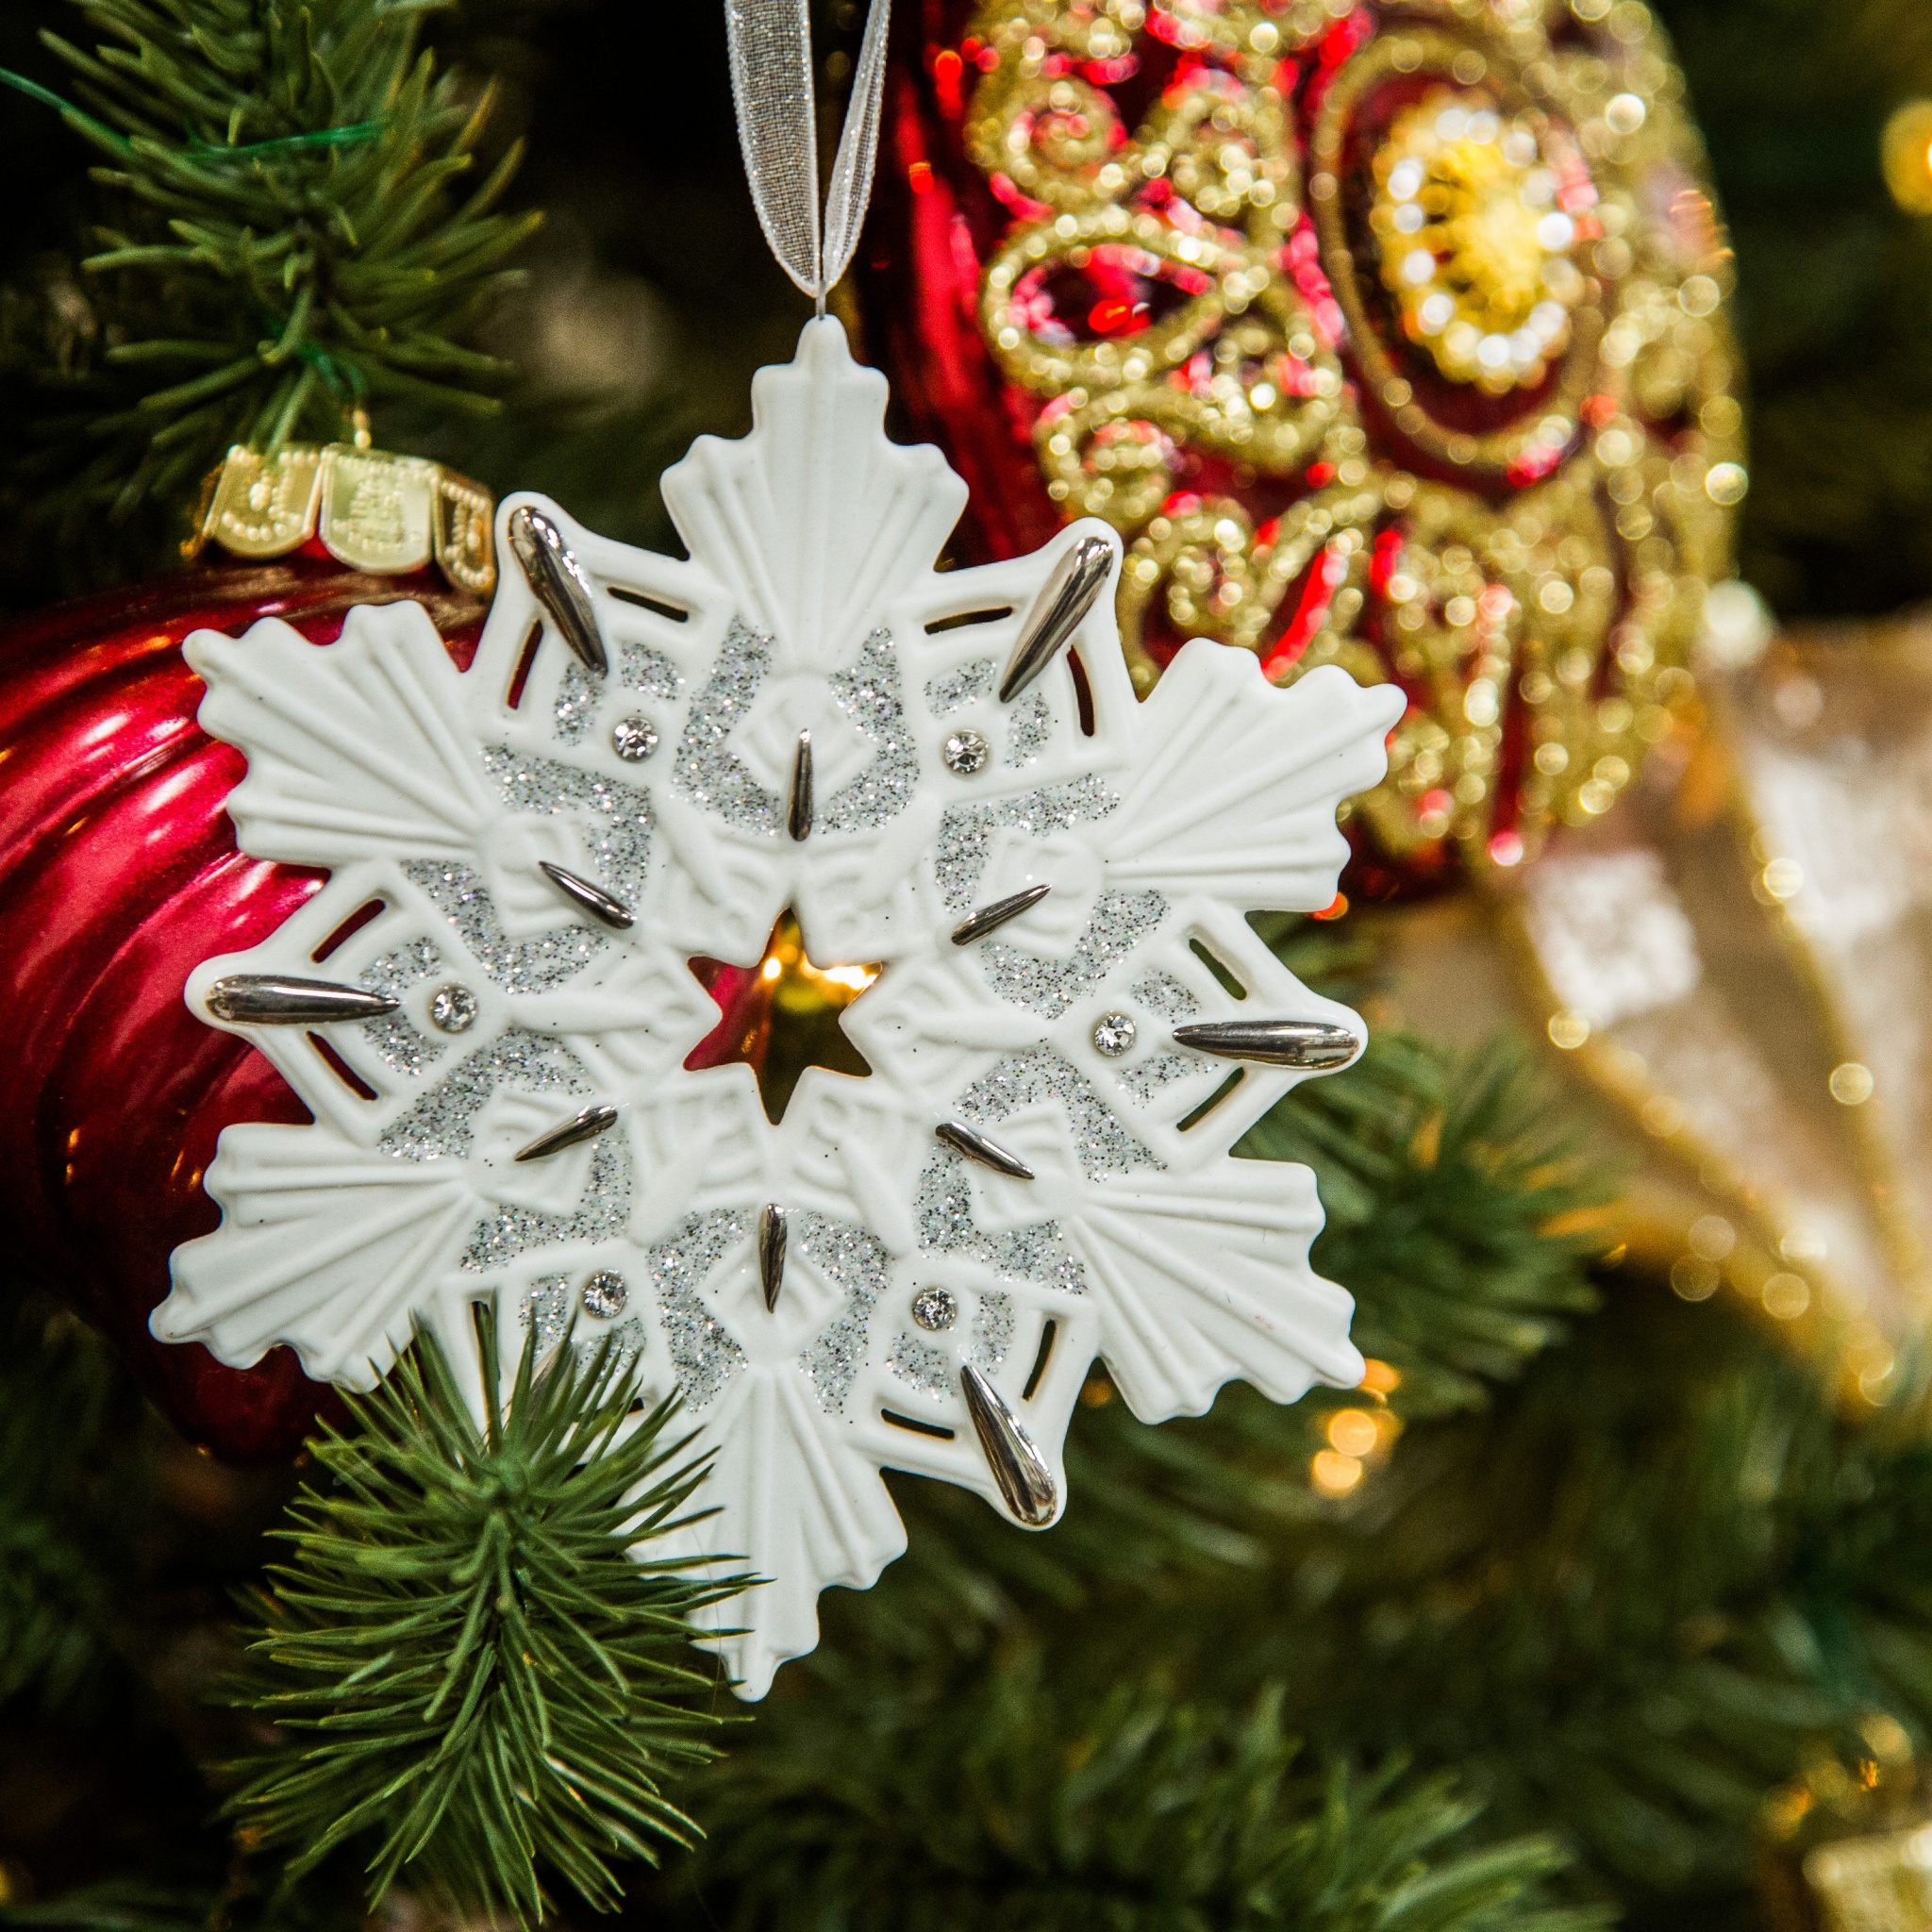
[942,730,990,776]
[611,715,659,762]
[1091,1011,1138,1058]
[428,983,479,1034]
[911,1287,958,1332]
[582,1269,629,1319]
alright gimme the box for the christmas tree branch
[2,0,540,571]
[226,1317,743,1926]
[661,1642,1612,1932]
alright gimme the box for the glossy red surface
[0,555,486,1460]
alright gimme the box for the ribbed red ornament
[0,553,487,1460]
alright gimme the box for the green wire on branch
[7,0,540,543]
[226,1318,742,1926]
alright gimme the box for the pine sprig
[227,1322,741,1926]
[7,0,539,544]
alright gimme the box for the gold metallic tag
[434,469,498,595]
[318,446,438,575]
[201,446,324,558]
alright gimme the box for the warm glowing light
[761,956,783,981]
[1358,1357,1401,1397]
[809,961,880,994]
[1547,1009,1590,1050]
[1311,1449,1364,1495]
[1326,1407,1379,1457]
[1883,101,1932,214]
[1829,1061,1874,1106]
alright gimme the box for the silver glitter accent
[888,1330,949,1396]
[405,860,608,993]
[672,619,780,833]
[942,730,990,775]
[650,1208,750,1411]
[381,1030,588,1161]
[553,665,601,746]
[970,1291,1014,1373]
[554,641,680,746]
[911,1287,958,1331]
[1091,1011,1138,1057]
[521,1276,645,1376]
[820,628,920,835]
[925,658,995,715]
[581,1269,628,1317]
[611,716,660,762]
[1120,1053,1202,1104]
[464,1138,633,1272]
[522,1274,572,1356]
[483,745,654,906]
[960,1046,1163,1181]
[980,891,1168,1019]
[796,1210,886,1415]
[622,640,683,694]
[597,1317,647,1374]
[363,936,444,997]
[360,937,447,1073]
[934,775,1119,909]
[1131,971,1201,1021]
[1006,691,1051,765]
[915,1147,1088,1294]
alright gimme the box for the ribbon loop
[726,0,891,310]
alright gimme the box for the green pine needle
[5,0,540,563]
[226,1319,742,1926]
[668,1648,1611,1932]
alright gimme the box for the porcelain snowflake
[157,320,1404,1696]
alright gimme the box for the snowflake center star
[684,909,880,1123]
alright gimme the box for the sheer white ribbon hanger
[726,0,893,316]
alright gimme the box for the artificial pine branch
[1245,1027,1608,1419]
[227,1320,741,1926]
[2,0,539,566]
[658,1643,1611,1932]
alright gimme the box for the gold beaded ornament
[963,0,1741,875]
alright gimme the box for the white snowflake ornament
[157,318,1405,1696]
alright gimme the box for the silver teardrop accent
[539,860,634,930]
[950,882,1052,947]
[1172,1019,1361,1069]
[205,975,400,1025]
[936,1120,1035,1180]
[514,1103,618,1163]
[788,730,814,842]
[999,534,1112,703]
[507,505,608,676]
[758,1204,788,1312]
[959,1363,1058,1527]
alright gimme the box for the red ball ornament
[855,0,1742,889]
[0,554,486,1459]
